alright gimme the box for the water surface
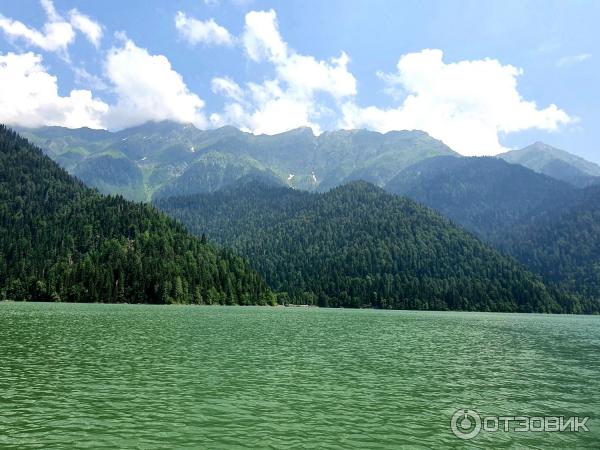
[0,303,598,448]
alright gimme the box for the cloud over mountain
[340,49,572,155]
[0,2,575,155]
[104,37,207,130]
[0,52,107,128]
[210,9,356,134]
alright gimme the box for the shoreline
[1,300,599,316]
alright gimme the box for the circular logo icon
[451,409,482,440]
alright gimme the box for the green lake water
[0,302,598,449]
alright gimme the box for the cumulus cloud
[0,52,108,128]
[175,12,234,47]
[104,38,207,129]
[211,9,356,134]
[340,49,572,155]
[0,0,102,55]
[242,9,286,63]
[0,2,74,54]
[0,4,573,150]
[0,27,205,131]
[69,9,103,48]
[556,53,591,68]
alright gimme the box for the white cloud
[104,38,207,129]
[0,33,206,131]
[0,5,74,54]
[69,9,103,48]
[556,53,591,68]
[340,49,572,155]
[0,1,102,55]
[0,5,573,150]
[211,9,356,135]
[211,76,245,103]
[242,9,286,63]
[40,0,61,22]
[73,66,108,91]
[175,12,233,47]
[0,52,108,128]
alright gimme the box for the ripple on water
[0,303,598,448]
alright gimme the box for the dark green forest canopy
[155,181,581,313]
[0,126,273,305]
[383,155,600,311]
[385,156,576,239]
[499,185,600,306]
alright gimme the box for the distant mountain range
[18,121,455,201]
[19,122,600,202]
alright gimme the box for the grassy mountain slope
[153,152,282,199]
[73,152,146,202]
[21,122,457,200]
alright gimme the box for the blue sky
[0,0,598,161]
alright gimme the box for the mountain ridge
[18,121,457,200]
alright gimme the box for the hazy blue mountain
[20,121,456,201]
[155,180,571,313]
[498,142,600,187]
[385,156,576,238]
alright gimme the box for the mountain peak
[525,141,579,156]
[531,141,553,150]
[282,126,316,136]
[498,141,600,185]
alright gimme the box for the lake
[0,303,598,448]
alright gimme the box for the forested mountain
[155,181,575,313]
[385,156,576,238]
[153,152,283,199]
[19,122,456,200]
[342,154,600,311]
[0,126,273,305]
[499,185,600,310]
[498,142,600,187]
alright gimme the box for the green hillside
[0,126,273,305]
